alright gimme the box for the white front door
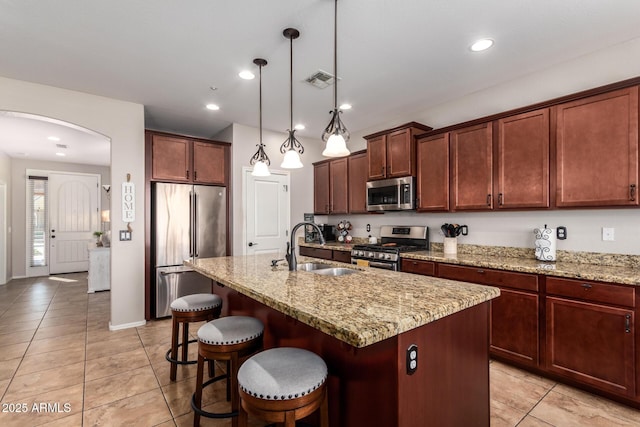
[245,169,290,257]
[49,172,100,274]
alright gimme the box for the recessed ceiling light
[470,39,494,52]
[239,70,255,80]
[339,103,352,110]
[48,136,60,141]
[206,104,220,111]
[55,152,66,157]
[294,124,305,130]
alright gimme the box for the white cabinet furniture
[88,247,110,293]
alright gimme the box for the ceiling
[1,0,640,165]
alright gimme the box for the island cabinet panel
[450,123,493,210]
[332,250,351,264]
[416,133,450,211]
[496,109,550,209]
[555,86,639,207]
[149,132,229,185]
[546,296,635,397]
[347,152,368,213]
[438,265,540,366]
[313,159,348,214]
[400,258,436,276]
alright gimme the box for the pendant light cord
[289,34,294,131]
[259,63,263,145]
[333,0,338,110]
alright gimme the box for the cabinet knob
[630,184,636,201]
[186,170,190,179]
[498,193,503,206]
[194,170,198,180]
[581,283,592,290]
[486,194,491,206]
[625,314,631,333]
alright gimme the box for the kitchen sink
[297,263,333,271]
[310,267,358,276]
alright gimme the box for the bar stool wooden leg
[182,322,189,362]
[193,353,205,427]
[170,316,180,381]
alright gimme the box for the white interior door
[245,169,290,256]
[0,184,6,285]
[49,173,99,274]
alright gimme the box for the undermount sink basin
[310,267,358,276]
[297,263,333,271]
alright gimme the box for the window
[28,176,48,267]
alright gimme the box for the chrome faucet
[286,222,325,271]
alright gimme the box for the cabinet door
[387,128,413,177]
[193,142,226,185]
[556,87,639,207]
[546,297,635,397]
[450,123,493,210]
[490,288,539,367]
[151,135,190,182]
[348,153,368,213]
[332,250,351,264]
[330,158,349,214]
[497,109,550,208]
[401,259,435,276]
[416,133,449,211]
[367,135,387,180]
[314,162,330,214]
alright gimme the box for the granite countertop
[300,241,640,286]
[186,254,500,348]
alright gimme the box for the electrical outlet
[406,344,418,375]
[119,230,132,241]
[602,227,615,241]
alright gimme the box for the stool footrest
[165,339,198,365]
[191,374,237,419]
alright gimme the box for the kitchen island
[187,254,500,427]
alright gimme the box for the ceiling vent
[305,70,337,89]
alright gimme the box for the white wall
[320,38,640,255]
[230,123,324,256]
[0,151,9,284]
[9,158,110,277]
[0,76,146,329]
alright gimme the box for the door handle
[248,242,258,247]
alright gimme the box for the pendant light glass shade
[322,0,350,157]
[249,58,271,177]
[280,28,304,169]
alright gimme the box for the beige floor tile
[517,415,555,426]
[25,331,86,356]
[490,365,553,413]
[84,365,160,410]
[0,319,42,334]
[36,413,83,427]
[85,334,143,360]
[15,347,85,376]
[153,420,177,427]
[39,313,87,328]
[0,378,9,396]
[0,357,23,381]
[86,326,138,344]
[491,360,557,389]
[82,388,173,427]
[84,347,150,382]
[531,386,640,426]
[489,399,527,427]
[3,361,84,401]
[33,322,87,341]
[0,329,36,346]
[162,374,226,418]
[43,307,86,319]
[152,360,199,387]
[0,342,29,362]
[0,311,46,323]
[0,383,83,427]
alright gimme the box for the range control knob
[367,252,374,258]
[378,253,385,259]
[385,254,392,260]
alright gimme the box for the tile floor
[0,274,639,427]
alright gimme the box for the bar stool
[237,347,329,427]
[166,293,222,381]
[191,315,264,427]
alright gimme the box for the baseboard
[109,319,146,331]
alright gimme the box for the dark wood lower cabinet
[546,297,635,397]
[332,250,351,264]
[299,246,333,260]
[401,259,435,276]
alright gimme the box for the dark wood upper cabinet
[149,132,229,185]
[314,161,330,214]
[555,86,639,207]
[348,152,368,213]
[416,133,449,211]
[450,123,493,211]
[496,109,550,209]
[365,122,432,180]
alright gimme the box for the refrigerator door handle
[160,269,194,276]
[193,192,199,257]
[189,191,194,257]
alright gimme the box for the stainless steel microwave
[366,177,416,211]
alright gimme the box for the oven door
[366,177,415,211]
[352,258,398,271]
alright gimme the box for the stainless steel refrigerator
[153,183,227,317]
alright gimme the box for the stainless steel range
[351,225,429,271]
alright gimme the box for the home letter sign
[122,182,135,222]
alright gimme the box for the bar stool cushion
[238,347,327,401]
[170,293,222,313]
[198,316,264,346]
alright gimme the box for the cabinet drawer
[546,277,635,308]
[438,264,538,292]
[332,250,352,264]
[299,246,333,260]
[401,259,436,276]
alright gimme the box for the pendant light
[321,0,350,157]
[250,58,271,176]
[280,28,304,169]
